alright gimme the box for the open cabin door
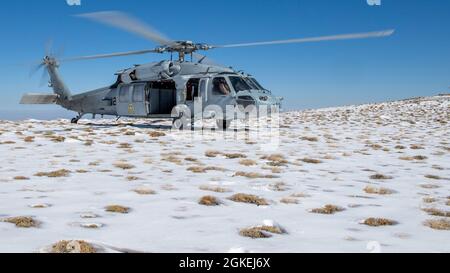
[117,83,149,117]
[185,78,209,117]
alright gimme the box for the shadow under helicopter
[79,121,252,132]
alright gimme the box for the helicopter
[21,11,394,129]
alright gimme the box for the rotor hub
[43,56,58,67]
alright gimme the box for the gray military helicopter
[21,11,394,129]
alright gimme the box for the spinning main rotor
[58,11,394,63]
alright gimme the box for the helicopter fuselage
[57,61,283,123]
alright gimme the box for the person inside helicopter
[212,77,231,96]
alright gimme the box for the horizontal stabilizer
[20,93,58,105]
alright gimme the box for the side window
[133,84,145,102]
[186,79,200,101]
[212,77,231,96]
[119,85,131,103]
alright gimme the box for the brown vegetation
[363,186,394,195]
[362,218,397,227]
[199,196,220,206]
[2,217,38,228]
[50,240,96,253]
[229,193,269,206]
[105,205,130,214]
[310,204,345,215]
[424,219,450,230]
[35,169,71,178]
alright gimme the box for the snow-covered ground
[0,95,449,253]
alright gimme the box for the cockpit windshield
[242,77,260,90]
[229,76,252,92]
[249,78,265,91]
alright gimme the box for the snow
[0,95,449,253]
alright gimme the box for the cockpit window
[249,78,265,90]
[212,77,231,96]
[229,76,251,92]
[243,78,260,90]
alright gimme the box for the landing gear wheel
[216,120,231,130]
[71,118,79,124]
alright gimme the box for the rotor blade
[39,67,49,87]
[29,63,45,78]
[76,11,173,46]
[59,49,160,62]
[214,29,395,48]
[45,39,54,56]
[192,52,216,65]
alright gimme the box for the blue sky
[0,0,449,119]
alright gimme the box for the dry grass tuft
[13,176,30,180]
[162,155,182,165]
[300,158,323,164]
[239,227,272,239]
[369,174,393,180]
[205,150,221,158]
[224,153,247,159]
[364,186,394,195]
[35,169,71,178]
[233,171,277,179]
[187,166,208,173]
[422,208,450,217]
[420,184,440,189]
[24,136,35,143]
[49,135,65,143]
[239,159,257,166]
[310,204,345,215]
[126,176,141,181]
[269,182,290,192]
[424,219,450,230]
[291,192,311,198]
[261,154,288,166]
[425,174,442,180]
[239,226,284,239]
[199,196,220,206]
[410,144,424,150]
[50,240,96,253]
[113,162,135,170]
[395,145,406,150]
[422,197,438,204]
[199,185,231,193]
[184,157,198,162]
[301,136,319,142]
[0,141,16,145]
[149,131,166,138]
[229,193,269,206]
[105,205,130,214]
[363,218,397,227]
[133,187,156,195]
[187,166,226,173]
[280,197,299,204]
[118,143,132,149]
[2,216,38,228]
[368,144,383,150]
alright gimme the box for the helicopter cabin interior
[116,80,177,117]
